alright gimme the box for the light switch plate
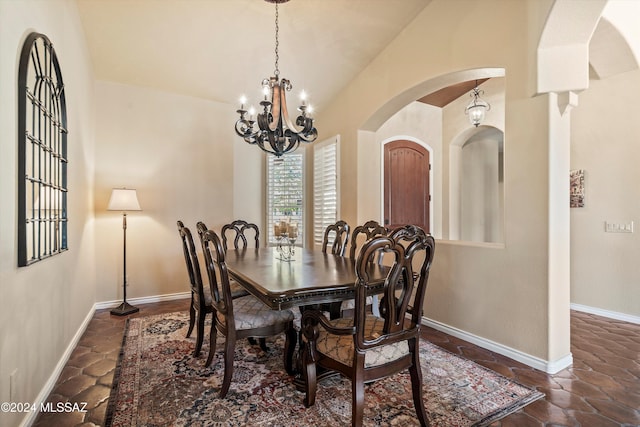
[604,221,634,233]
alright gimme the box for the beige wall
[93,81,263,303]
[317,0,568,367]
[571,68,640,318]
[0,1,96,425]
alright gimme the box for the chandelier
[464,80,491,127]
[234,0,317,157]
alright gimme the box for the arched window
[18,32,68,266]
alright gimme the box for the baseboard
[421,317,573,374]
[570,303,640,325]
[94,291,190,310]
[20,305,96,427]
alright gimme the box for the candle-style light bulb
[262,86,270,101]
[300,90,307,106]
[239,95,247,110]
[248,106,256,121]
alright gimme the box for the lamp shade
[108,188,141,211]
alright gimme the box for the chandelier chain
[274,2,280,77]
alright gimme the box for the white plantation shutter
[313,136,339,246]
[266,152,304,246]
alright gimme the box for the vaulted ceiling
[76,0,639,114]
[76,0,431,111]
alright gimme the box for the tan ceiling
[75,0,432,111]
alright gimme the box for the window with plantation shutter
[313,136,339,246]
[266,152,304,246]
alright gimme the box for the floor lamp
[108,188,142,316]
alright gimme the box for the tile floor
[32,299,639,427]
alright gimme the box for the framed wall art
[570,169,585,208]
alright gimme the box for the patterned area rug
[105,312,543,427]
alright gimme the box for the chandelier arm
[266,128,283,155]
[297,127,317,142]
[235,118,259,142]
[283,143,299,155]
[280,134,299,156]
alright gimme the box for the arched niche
[449,126,504,243]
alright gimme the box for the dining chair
[220,219,271,350]
[196,221,249,299]
[200,228,297,398]
[321,220,350,256]
[301,225,435,427]
[177,220,214,357]
[318,220,351,319]
[197,221,269,350]
[221,219,260,251]
[342,220,388,317]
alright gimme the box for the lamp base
[110,301,140,316]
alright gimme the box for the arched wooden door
[384,140,430,231]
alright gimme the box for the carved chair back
[177,220,213,356]
[348,220,387,261]
[221,219,260,251]
[321,220,350,256]
[199,228,234,320]
[177,220,206,309]
[354,224,435,346]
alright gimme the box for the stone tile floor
[33,300,639,426]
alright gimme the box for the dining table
[224,246,388,311]
[224,246,389,388]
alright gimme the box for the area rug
[105,312,543,427]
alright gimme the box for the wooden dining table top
[224,247,388,310]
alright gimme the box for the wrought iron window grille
[18,32,68,266]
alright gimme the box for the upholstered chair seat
[314,316,409,368]
[229,279,249,299]
[223,295,295,330]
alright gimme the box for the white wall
[571,68,640,318]
[93,81,263,303]
[0,1,96,426]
